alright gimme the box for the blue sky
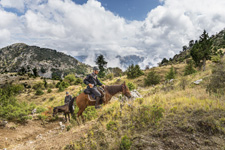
[72,0,161,20]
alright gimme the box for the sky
[0,0,225,69]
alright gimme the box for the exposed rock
[193,79,203,85]
[59,122,65,130]
[32,109,37,115]
[0,121,8,127]
[130,90,143,99]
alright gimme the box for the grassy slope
[11,61,225,150]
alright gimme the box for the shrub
[165,66,175,80]
[127,82,136,91]
[126,64,144,79]
[179,77,188,90]
[144,70,160,86]
[106,120,117,131]
[47,88,52,93]
[184,61,196,76]
[105,73,114,80]
[33,82,45,90]
[64,74,76,84]
[74,78,82,85]
[58,85,65,92]
[120,135,131,150]
[211,55,221,63]
[36,106,46,113]
[207,58,225,96]
[35,89,44,95]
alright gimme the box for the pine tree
[95,55,107,78]
[190,30,212,71]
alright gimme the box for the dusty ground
[0,117,95,150]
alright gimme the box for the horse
[53,97,76,122]
[75,81,131,121]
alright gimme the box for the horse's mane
[105,85,122,95]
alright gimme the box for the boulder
[193,79,203,85]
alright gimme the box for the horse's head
[122,81,132,98]
[52,107,58,117]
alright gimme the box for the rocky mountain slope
[0,43,91,78]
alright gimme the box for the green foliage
[66,125,72,131]
[211,55,221,63]
[184,61,196,76]
[33,82,45,90]
[190,30,213,70]
[161,58,169,64]
[144,70,160,86]
[126,64,144,79]
[207,59,225,96]
[74,78,82,85]
[105,73,114,80]
[47,88,52,93]
[35,89,44,95]
[58,84,65,92]
[150,105,165,124]
[96,54,108,78]
[64,74,76,84]
[0,84,33,123]
[120,135,131,150]
[43,78,48,89]
[106,120,118,131]
[165,66,175,80]
[36,106,47,113]
[127,82,136,91]
[82,106,98,121]
[41,67,46,73]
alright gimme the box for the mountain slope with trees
[0,43,92,79]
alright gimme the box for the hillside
[0,57,224,149]
[0,43,92,78]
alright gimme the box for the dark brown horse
[53,97,76,122]
[75,81,131,121]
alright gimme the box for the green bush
[64,74,76,84]
[184,61,196,76]
[35,89,44,95]
[0,84,33,123]
[165,66,175,80]
[144,70,160,86]
[207,59,225,96]
[36,106,46,113]
[58,85,65,92]
[126,64,144,79]
[47,88,52,93]
[106,120,117,130]
[211,55,221,63]
[105,73,114,80]
[127,82,136,91]
[33,82,45,90]
[74,78,82,85]
[120,135,131,150]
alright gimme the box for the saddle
[84,87,105,103]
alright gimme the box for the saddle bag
[84,88,91,94]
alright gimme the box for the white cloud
[0,0,225,69]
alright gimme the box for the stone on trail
[193,79,203,85]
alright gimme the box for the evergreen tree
[126,64,144,79]
[165,66,175,80]
[95,55,107,78]
[144,70,160,86]
[190,30,212,71]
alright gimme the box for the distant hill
[0,43,92,78]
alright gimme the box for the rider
[65,92,74,110]
[83,66,105,109]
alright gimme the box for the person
[83,66,105,109]
[65,92,74,111]
[65,92,72,104]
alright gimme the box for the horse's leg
[64,113,67,122]
[68,113,70,122]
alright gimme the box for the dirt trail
[0,119,95,150]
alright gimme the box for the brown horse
[75,81,131,121]
[53,97,76,122]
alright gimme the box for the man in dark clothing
[83,66,105,109]
[65,92,72,104]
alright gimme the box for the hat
[66,92,69,94]
[93,66,100,71]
